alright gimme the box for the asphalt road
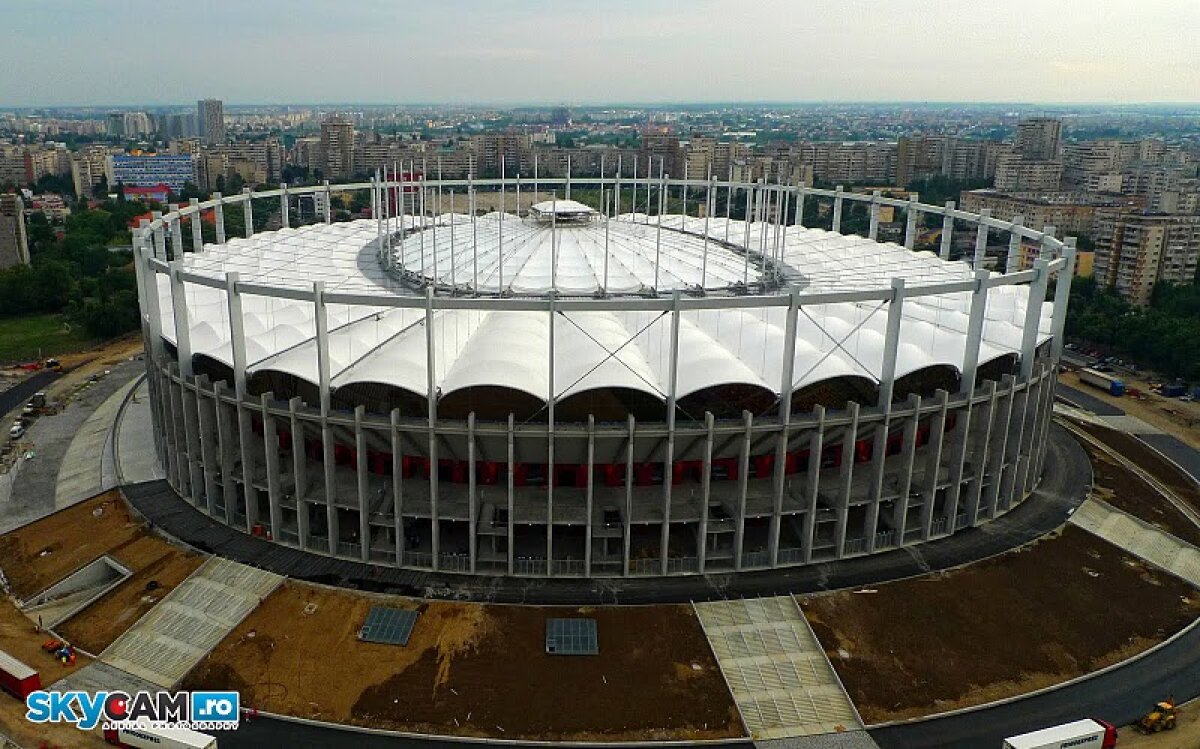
[1056,383,1125,416]
[1138,433,1200,485]
[870,621,1200,749]
[0,368,59,418]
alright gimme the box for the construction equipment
[1138,698,1177,733]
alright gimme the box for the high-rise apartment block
[1015,117,1062,161]
[0,193,30,270]
[320,116,355,180]
[197,99,226,146]
[1094,213,1200,305]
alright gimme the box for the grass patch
[0,313,101,365]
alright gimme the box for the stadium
[131,173,1075,578]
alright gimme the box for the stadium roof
[154,213,1052,410]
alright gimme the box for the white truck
[103,726,217,749]
[1003,718,1118,749]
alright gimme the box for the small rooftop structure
[529,199,597,224]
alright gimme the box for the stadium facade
[131,174,1076,577]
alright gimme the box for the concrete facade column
[584,415,595,576]
[424,288,440,568]
[983,376,1017,519]
[1049,239,1077,361]
[963,381,998,526]
[391,409,403,565]
[289,397,309,548]
[920,390,949,538]
[262,392,283,541]
[865,279,904,550]
[891,394,921,539]
[734,411,752,568]
[698,412,714,572]
[212,380,237,524]
[323,181,332,224]
[355,406,370,562]
[195,376,220,517]
[507,414,516,574]
[623,415,634,576]
[468,412,478,573]
[314,282,336,555]
[280,183,289,229]
[801,406,825,563]
[834,402,860,557]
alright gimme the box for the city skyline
[2,0,1198,107]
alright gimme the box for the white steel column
[832,186,844,233]
[168,205,184,259]
[323,180,332,224]
[242,188,253,238]
[547,294,556,573]
[868,190,881,240]
[213,193,226,244]
[189,198,203,252]
[865,279,904,550]
[660,292,681,574]
[904,195,919,249]
[983,376,1017,518]
[972,209,991,269]
[280,182,289,229]
[1020,259,1052,379]
[314,281,337,555]
[1049,239,1077,361]
[1006,215,1024,273]
[770,287,799,565]
[939,201,955,260]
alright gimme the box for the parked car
[8,424,25,441]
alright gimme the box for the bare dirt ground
[56,537,204,654]
[1076,421,1200,516]
[1075,428,1200,547]
[1062,370,1200,450]
[0,598,109,748]
[182,582,742,741]
[0,491,144,601]
[1117,699,1200,747]
[801,526,1200,724]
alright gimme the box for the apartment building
[1094,213,1200,305]
[0,193,30,270]
[959,189,1140,239]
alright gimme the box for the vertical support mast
[498,155,506,295]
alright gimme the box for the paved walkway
[696,597,861,740]
[1069,498,1200,587]
[100,556,282,688]
[114,377,165,484]
[54,375,140,509]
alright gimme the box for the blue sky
[1,0,1196,106]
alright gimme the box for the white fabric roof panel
[153,215,1057,411]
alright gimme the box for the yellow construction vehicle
[1138,698,1177,733]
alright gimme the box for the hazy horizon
[3,0,1198,107]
